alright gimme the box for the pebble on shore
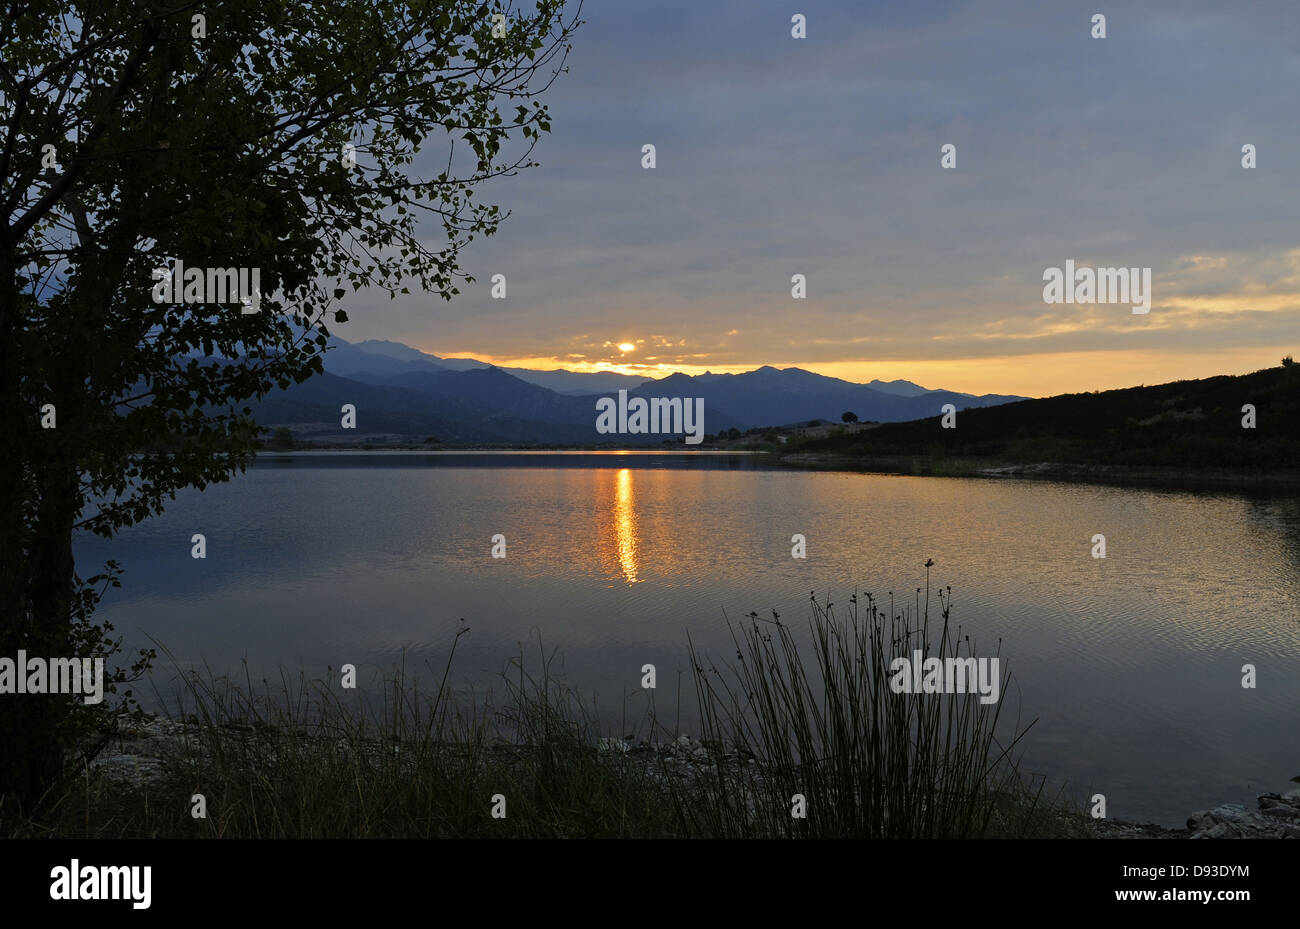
[87,721,1300,838]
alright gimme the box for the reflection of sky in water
[75,453,1300,826]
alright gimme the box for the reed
[676,570,1051,837]
[15,574,1080,838]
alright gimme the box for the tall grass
[17,574,1079,838]
[677,570,1048,837]
[35,634,682,838]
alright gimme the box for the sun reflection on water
[613,468,640,583]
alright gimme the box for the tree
[1,0,580,819]
[270,426,294,450]
[841,411,858,423]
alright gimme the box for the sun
[617,342,636,353]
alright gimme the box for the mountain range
[250,337,1026,445]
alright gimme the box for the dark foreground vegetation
[0,0,583,818]
[6,583,1091,839]
[790,361,1300,485]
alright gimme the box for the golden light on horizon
[618,342,636,353]
[415,343,1292,398]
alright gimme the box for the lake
[74,451,1300,827]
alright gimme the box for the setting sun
[617,342,635,352]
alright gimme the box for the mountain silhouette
[251,337,1025,444]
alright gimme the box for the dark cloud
[340,0,1300,392]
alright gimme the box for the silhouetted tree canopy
[0,0,580,817]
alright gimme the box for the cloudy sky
[341,0,1300,397]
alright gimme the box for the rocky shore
[87,720,1299,839]
[776,452,1300,492]
[1091,790,1300,839]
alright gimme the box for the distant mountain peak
[352,339,438,362]
[865,378,933,398]
[320,337,1026,430]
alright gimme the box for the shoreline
[251,446,1300,494]
[776,453,1300,493]
[85,718,1299,839]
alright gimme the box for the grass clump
[15,572,1079,838]
[676,568,1054,838]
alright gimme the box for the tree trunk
[0,496,78,822]
[0,259,80,824]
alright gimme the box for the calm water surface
[75,451,1300,826]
